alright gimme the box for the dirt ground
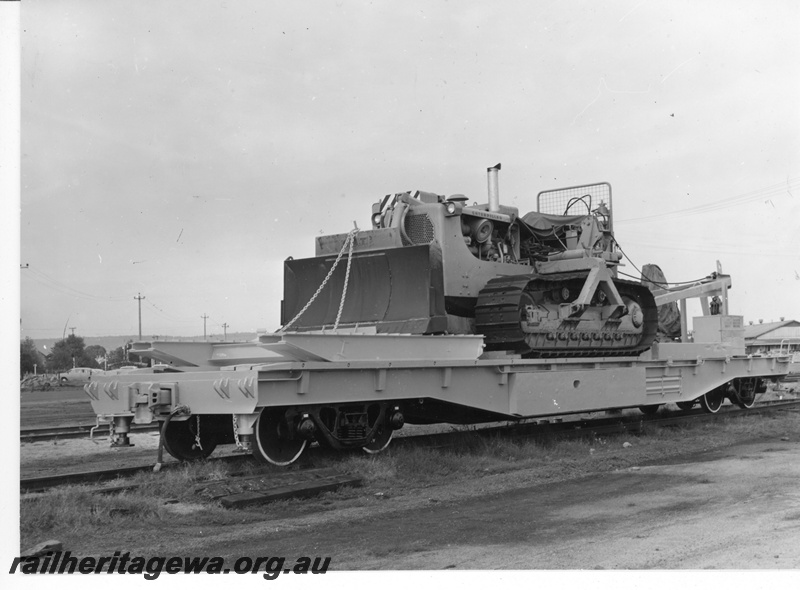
[193,437,800,570]
[18,390,800,572]
[27,426,799,571]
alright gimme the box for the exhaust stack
[487,163,501,212]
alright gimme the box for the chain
[108,419,116,445]
[334,227,357,329]
[279,227,359,332]
[192,414,203,451]
[232,414,242,450]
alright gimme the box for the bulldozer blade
[282,244,448,334]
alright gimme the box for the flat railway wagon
[85,169,793,465]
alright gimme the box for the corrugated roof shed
[743,319,800,340]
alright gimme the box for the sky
[15,0,800,340]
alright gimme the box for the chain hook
[192,414,203,452]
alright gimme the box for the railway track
[20,453,253,493]
[20,399,800,494]
[20,422,160,442]
[390,398,800,452]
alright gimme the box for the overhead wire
[24,267,130,302]
[145,299,196,324]
[609,177,800,285]
[617,236,798,259]
[615,176,800,225]
[23,266,208,334]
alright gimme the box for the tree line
[20,335,141,377]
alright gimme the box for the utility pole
[201,314,209,340]
[222,322,229,340]
[134,293,145,340]
[69,327,76,336]
[20,266,29,330]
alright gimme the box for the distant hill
[27,333,260,354]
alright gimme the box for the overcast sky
[18,0,800,340]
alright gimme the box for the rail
[20,422,160,443]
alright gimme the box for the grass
[20,409,799,551]
[333,409,800,488]
[20,462,252,547]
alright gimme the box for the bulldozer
[87,166,792,466]
[282,164,658,357]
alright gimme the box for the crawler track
[475,274,659,357]
[21,399,800,494]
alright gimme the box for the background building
[744,319,800,355]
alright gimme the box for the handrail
[779,338,800,354]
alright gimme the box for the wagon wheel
[676,401,695,411]
[162,416,217,461]
[699,388,724,414]
[253,407,307,466]
[362,422,393,454]
[732,378,757,409]
[638,404,661,416]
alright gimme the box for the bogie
[251,403,404,465]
